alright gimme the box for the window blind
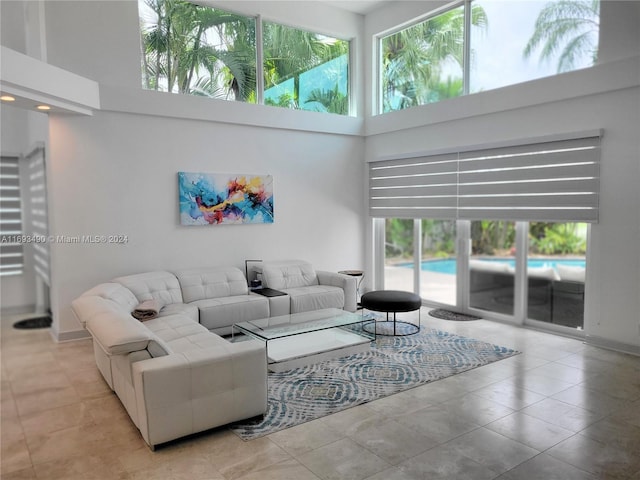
[26,147,50,286]
[0,156,24,276]
[369,131,601,223]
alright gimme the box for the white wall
[0,0,26,53]
[1,1,51,314]
[44,1,141,88]
[48,110,365,338]
[39,1,367,339]
[3,0,639,352]
[363,1,640,352]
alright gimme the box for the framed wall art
[178,172,274,225]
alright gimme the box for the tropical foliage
[262,22,349,114]
[381,0,600,112]
[530,222,587,254]
[385,219,414,258]
[422,220,456,258]
[471,221,515,256]
[386,219,586,260]
[138,0,349,113]
[385,219,457,260]
[381,4,487,112]
[139,0,256,100]
[304,86,349,115]
[524,0,600,73]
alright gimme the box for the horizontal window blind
[369,132,601,223]
[0,156,24,276]
[369,152,458,219]
[26,147,50,286]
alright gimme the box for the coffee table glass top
[233,308,367,341]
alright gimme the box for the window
[0,156,24,277]
[384,218,415,291]
[380,5,466,112]
[368,131,601,223]
[138,0,351,115]
[379,0,600,113]
[263,23,349,114]
[138,0,256,101]
[26,147,50,286]
[371,133,599,327]
[421,219,457,305]
[528,222,586,329]
[469,0,599,94]
[469,220,516,316]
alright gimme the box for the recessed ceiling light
[1,95,16,102]
[36,105,51,111]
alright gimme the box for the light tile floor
[1,310,639,480]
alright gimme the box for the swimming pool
[401,258,586,275]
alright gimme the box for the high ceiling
[321,0,391,15]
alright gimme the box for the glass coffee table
[232,308,374,372]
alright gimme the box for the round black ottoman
[361,290,422,336]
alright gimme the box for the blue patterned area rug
[230,327,519,440]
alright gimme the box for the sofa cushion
[114,271,184,306]
[147,339,171,358]
[469,259,512,273]
[175,266,249,303]
[158,302,199,322]
[262,260,319,290]
[284,285,344,313]
[557,264,586,283]
[143,314,229,353]
[194,295,269,331]
[527,266,560,281]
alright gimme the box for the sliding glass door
[382,218,457,308]
[469,220,516,317]
[378,218,587,332]
[527,222,586,329]
[420,220,457,305]
[383,218,415,291]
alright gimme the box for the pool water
[402,258,586,275]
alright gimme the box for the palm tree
[262,22,349,114]
[524,0,600,73]
[381,4,487,112]
[139,0,256,100]
[140,2,348,110]
[304,85,349,115]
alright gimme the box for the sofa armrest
[72,283,139,327]
[317,271,357,312]
[85,311,155,355]
[131,339,267,447]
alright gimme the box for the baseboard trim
[585,334,640,357]
[50,327,90,343]
[1,305,36,316]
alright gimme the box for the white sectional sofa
[261,260,357,314]
[71,261,356,448]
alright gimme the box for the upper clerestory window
[138,0,257,101]
[138,0,350,115]
[263,22,349,115]
[379,0,600,114]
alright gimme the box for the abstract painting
[179,172,274,225]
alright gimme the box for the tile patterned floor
[1,310,639,480]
